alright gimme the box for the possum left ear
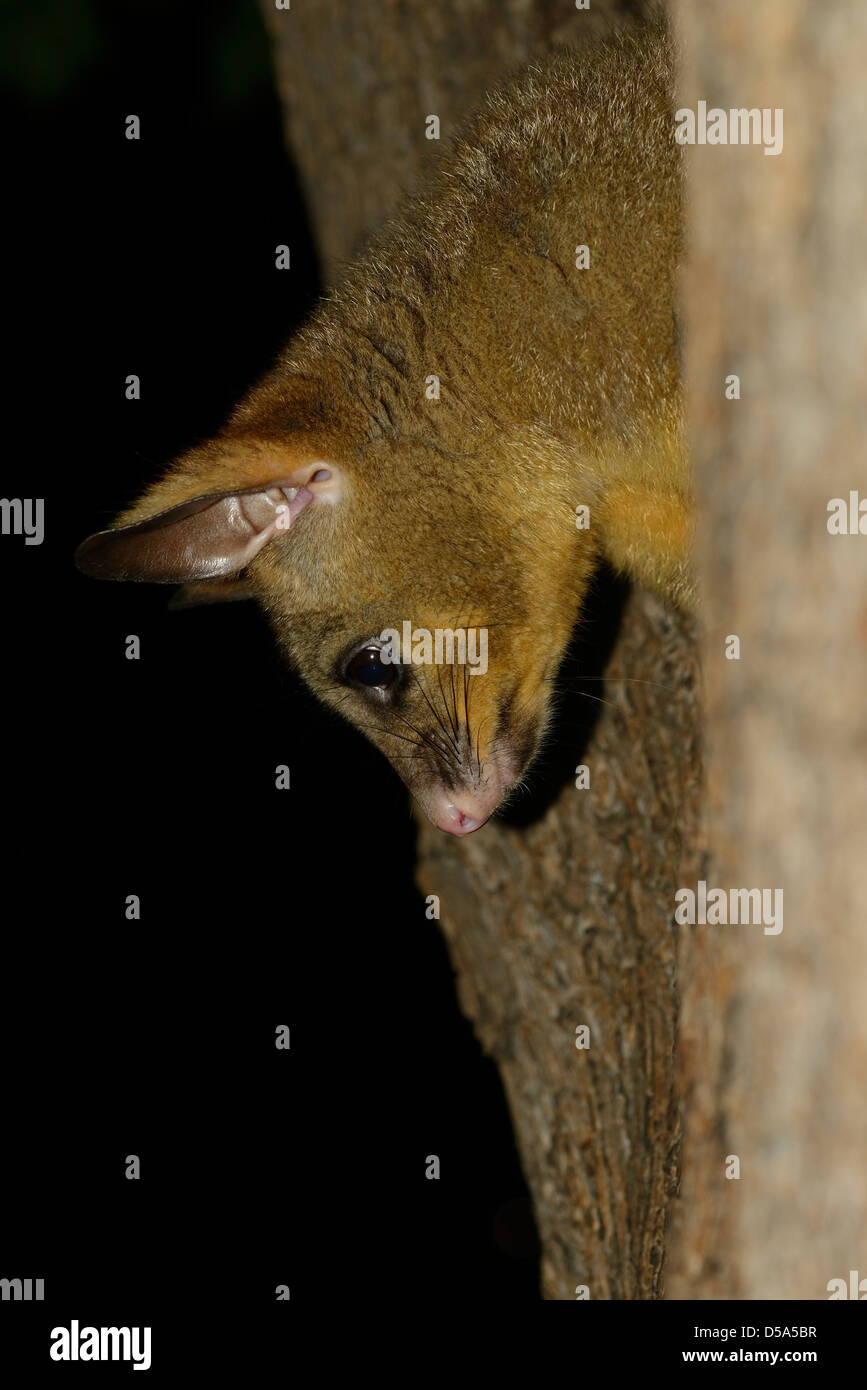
[74,482,307,583]
[75,459,342,584]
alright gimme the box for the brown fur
[77,15,689,832]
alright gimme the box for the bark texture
[418,589,700,1299]
[666,0,867,1299]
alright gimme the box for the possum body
[76,17,688,835]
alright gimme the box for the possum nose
[440,806,484,835]
[433,789,500,836]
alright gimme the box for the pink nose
[430,788,501,836]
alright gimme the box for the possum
[76,16,690,836]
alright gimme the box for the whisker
[392,709,456,767]
[410,665,461,755]
[559,674,678,694]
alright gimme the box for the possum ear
[75,456,342,584]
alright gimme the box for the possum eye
[344,645,399,691]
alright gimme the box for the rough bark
[420,589,701,1299]
[666,0,867,1299]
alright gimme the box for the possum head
[76,383,595,833]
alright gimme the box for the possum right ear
[75,453,343,584]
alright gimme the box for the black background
[1,0,543,1365]
[3,0,863,1369]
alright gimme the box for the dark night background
[4,1,863,1367]
[0,0,544,1367]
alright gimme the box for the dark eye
[345,645,398,690]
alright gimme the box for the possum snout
[383,659,541,834]
[422,765,510,835]
[415,740,524,835]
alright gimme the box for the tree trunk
[259,0,866,1300]
[665,0,867,1300]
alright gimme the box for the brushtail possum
[76,17,689,836]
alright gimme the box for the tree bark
[417,588,700,1300]
[665,0,867,1300]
